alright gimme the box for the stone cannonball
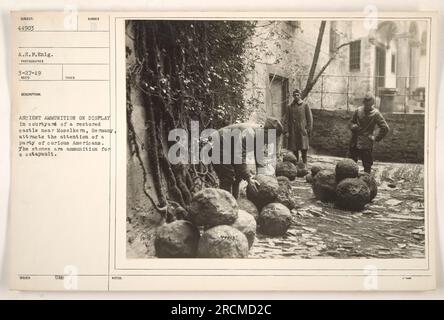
[189,188,238,227]
[335,159,359,182]
[258,203,292,236]
[154,220,200,258]
[336,178,371,211]
[197,225,249,258]
[231,209,257,248]
[312,170,338,202]
[246,174,279,210]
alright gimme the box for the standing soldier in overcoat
[349,93,390,173]
[284,89,313,165]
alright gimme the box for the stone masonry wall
[310,109,425,163]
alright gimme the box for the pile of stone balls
[276,150,309,180]
[155,188,257,259]
[245,174,293,237]
[154,172,298,259]
[308,159,378,211]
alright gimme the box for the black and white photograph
[125,18,429,260]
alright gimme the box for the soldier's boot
[301,150,308,165]
[232,179,242,199]
[219,180,233,194]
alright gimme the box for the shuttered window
[349,40,361,71]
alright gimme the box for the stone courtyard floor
[127,155,426,259]
[248,155,426,259]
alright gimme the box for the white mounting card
[8,11,437,291]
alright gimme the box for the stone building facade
[244,19,428,124]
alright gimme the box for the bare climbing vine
[126,20,255,220]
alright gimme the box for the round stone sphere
[336,178,371,211]
[258,203,292,236]
[276,161,298,180]
[237,198,259,221]
[154,220,200,258]
[311,165,322,177]
[197,225,249,258]
[246,174,279,210]
[335,159,359,182]
[277,175,291,188]
[358,172,378,201]
[296,162,309,177]
[276,180,297,210]
[282,149,298,164]
[189,188,238,227]
[232,209,257,248]
[312,170,338,202]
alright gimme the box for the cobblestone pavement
[127,155,425,259]
[248,155,425,259]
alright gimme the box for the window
[391,54,396,73]
[349,40,361,71]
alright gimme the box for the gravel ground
[127,155,425,259]
[249,155,425,259]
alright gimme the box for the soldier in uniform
[212,117,283,198]
[284,89,313,165]
[349,93,390,173]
